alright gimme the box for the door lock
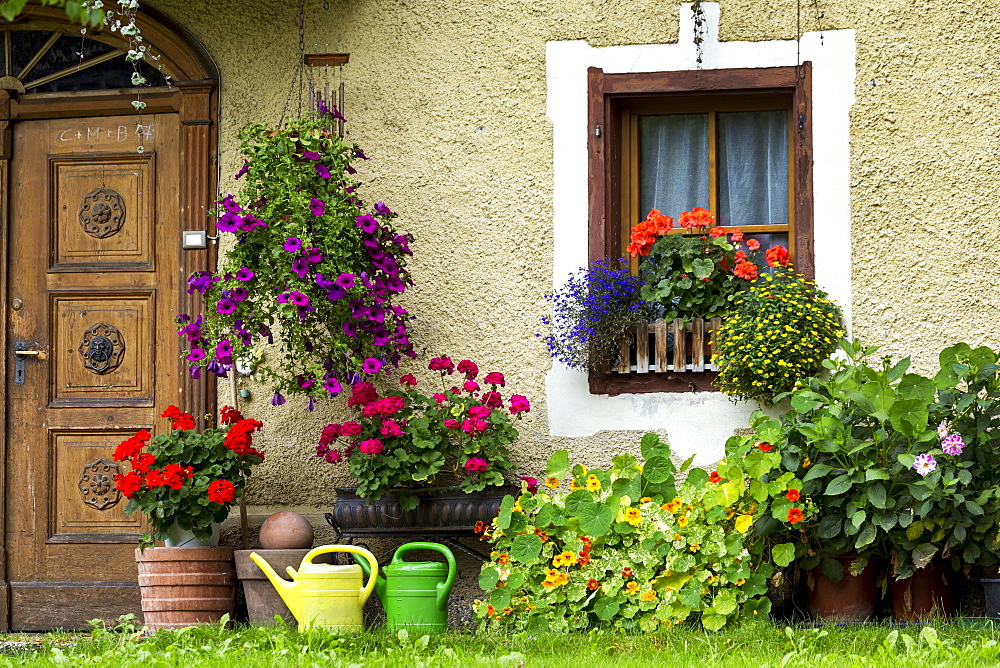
[13,342,46,384]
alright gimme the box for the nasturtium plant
[473,434,804,632]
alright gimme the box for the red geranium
[207,479,236,504]
[766,245,791,267]
[733,260,758,281]
[220,405,244,424]
[113,472,144,499]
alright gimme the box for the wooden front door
[4,114,184,630]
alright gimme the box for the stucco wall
[144,0,1000,515]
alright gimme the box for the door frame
[0,5,219,630]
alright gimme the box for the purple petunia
[326,287,348,301]
[913,453,937,477]
[189,365,201,379]
[186,348,206,362]
[302,151,321,161]
[235,161,250,180]
[283,237,302,253]
[240,214,266,231]
[324,377,343,395]
[288,291,310,307]
[271,392,286,406]
[230,287,249,302]
[315,164,331,179]
[309,198,325,217]
[304,247,323,264]
[362,358,383,374]
[235,267,255,281]
[356,214,378,234]
[216,298,238,315]
[292,257,312,278]
[374,202,394,217]
[315,273,336,289]
[335,273,356,290]
[216,211,243,232]
[219,195,242,213]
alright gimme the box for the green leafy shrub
[735,340,1000,581]
[712,267,843,404]
[473,435,804,632]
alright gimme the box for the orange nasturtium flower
[534,529,549,542]
[786,489,801,502]
[787,508,804,524]
[709,471,722,484]
[756,441,774,452]
[497,553,510,566]
[587,579,600,590]
[552,551,576,568]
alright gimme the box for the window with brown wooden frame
[587,64,814,396]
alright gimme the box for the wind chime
[279,0,350,135]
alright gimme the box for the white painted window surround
[544,3,856,464]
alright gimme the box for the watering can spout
[354,550,387,602]
[249,551,303,622]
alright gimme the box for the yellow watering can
[249,545,378,632]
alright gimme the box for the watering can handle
[302,545,379,605]
[392,542,457,611]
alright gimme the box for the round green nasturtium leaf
[594,597,620,621]
[772,542,795,568]
[510,533,543,563]
[478,567,500,590]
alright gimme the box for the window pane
[718,110,788,227]
[638,114,709,220]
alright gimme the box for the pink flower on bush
[340,421,362,437]
[400,374,418,387]
[464,457,488,473]
[318,424,341,447]
[443,419,461,430]
[464,380,480,394]
[521,476,539,494]
[912,453,936,476]
[941,433,965,456]
[428,356,455,373]
[484,372,505,387]
[433,393,448,404]
[468,405,491,419]
[380,419,405,437]
[457,360,479,380]
[359,438,384,456]
[510,395,531,415]
[324,449,342,463]
[462,418,489,434]
[481,392,504,408]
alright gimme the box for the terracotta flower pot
[807,556,879,622]
[892,563,954,621]
[135,546,236,632]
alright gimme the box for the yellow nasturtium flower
[735,514,754,533]
[586,474,601,492]
[545,476,560,488]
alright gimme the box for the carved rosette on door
[78,459,122,511]
[78,187,126,239]
[79,322,125,374]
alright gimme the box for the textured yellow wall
[145,0,1000,512]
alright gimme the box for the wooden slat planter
[610,317,722,375]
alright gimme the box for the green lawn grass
[3,618,1000,667]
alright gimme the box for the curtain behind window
[718,110,788,227]
[639,114,709,219]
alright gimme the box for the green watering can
[354,542,457,631]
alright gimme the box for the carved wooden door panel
[5,114,181,630]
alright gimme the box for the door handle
[13,342,46,384]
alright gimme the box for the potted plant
[177,104,416,408]
[738,339,1000,620]
[627,207,779,322]
[712,265,844,404]
[317,356,532,530]
[538,258,656,371]
[112,405,265,631]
